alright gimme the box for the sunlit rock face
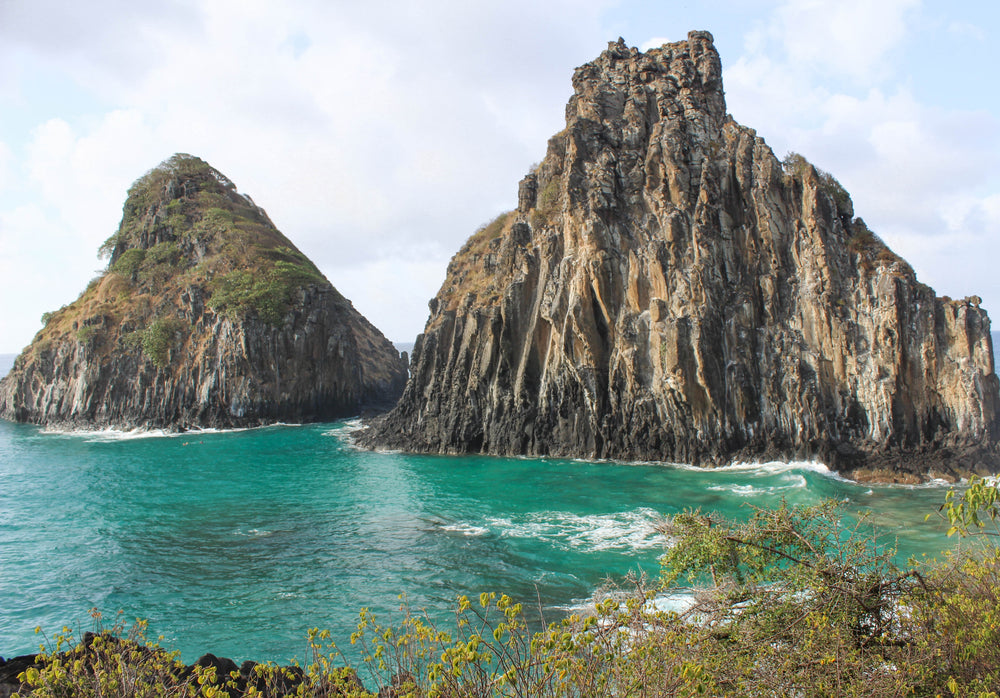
[363,32,1000,481]
[0,154,408,430]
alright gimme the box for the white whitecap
[486,508,665,552]
[706,484,766,496]
[439,522,488,537]
[549,600,597,614]
[717,459,831,475]
[43,421,305,442]
[234,528,273,538]
[551,589,698,618]
[68,427,179,442]
[648,591,699,615]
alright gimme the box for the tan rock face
[0,154,407,430]
[364,33,1000,479]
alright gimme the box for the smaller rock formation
[0,154,407,430]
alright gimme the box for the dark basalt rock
[361,32,1000,480]
[0,154,407,430]
[0,638,360,698]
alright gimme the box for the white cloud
[722,0,1000,318]
[640,37,672,51]
[0,141,12,190]
[0,0,613,351]
[792,88,998,231]
[0,203,96,353]
[0,110,173,354]
[1,0,998,352]
[947,20,986,43]
[767,0,919,83]
[23,110,162,247]
[327,253,453,343]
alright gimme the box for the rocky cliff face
[363,32,1000,481]
[0,154,407,430]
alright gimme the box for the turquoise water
[0,418,959,664]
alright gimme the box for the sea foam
[486,508,665,552]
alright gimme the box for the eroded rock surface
[0,154,407,430]
[363,32,1000,480]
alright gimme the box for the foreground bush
[8,480,1000,697]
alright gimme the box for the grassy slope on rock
[18,155,332,371]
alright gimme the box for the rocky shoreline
[0,636,375,698]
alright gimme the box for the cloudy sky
[1,0,998,353]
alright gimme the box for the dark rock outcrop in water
[0,154,407,430]
[363,32,1000,481]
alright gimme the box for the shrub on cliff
[123,317,189,369]
[111,249,147,282]
[206,259,325,326]
[782,151,853,220]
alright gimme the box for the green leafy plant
[532,179,561,227]
[17,610,194,698]
[782,151,853,217]
[207,261,324,326]
[111,249,147,281]
[15,609,370,698]
[937,475,1000,538]
[75,326,99,344]
[123,317,188,369]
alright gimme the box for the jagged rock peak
[362,33,1000,482]
[0,154,408,430]
[569,31,725,128]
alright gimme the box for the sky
[1,0,998,353]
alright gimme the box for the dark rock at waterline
[361,32,1000,480]
[0,636,363,697]
[0,653,37,698]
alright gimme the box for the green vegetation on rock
[782,151,853,218]
[110,249,146,281]
[123,317,189,369]
[89,153,332,340]
[532,178,561,227]
[207,258,325,326]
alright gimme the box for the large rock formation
[0,154,407,430]
[363,32,1000,481]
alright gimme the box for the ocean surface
[0,418,964,664]
[0,335,996,664]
